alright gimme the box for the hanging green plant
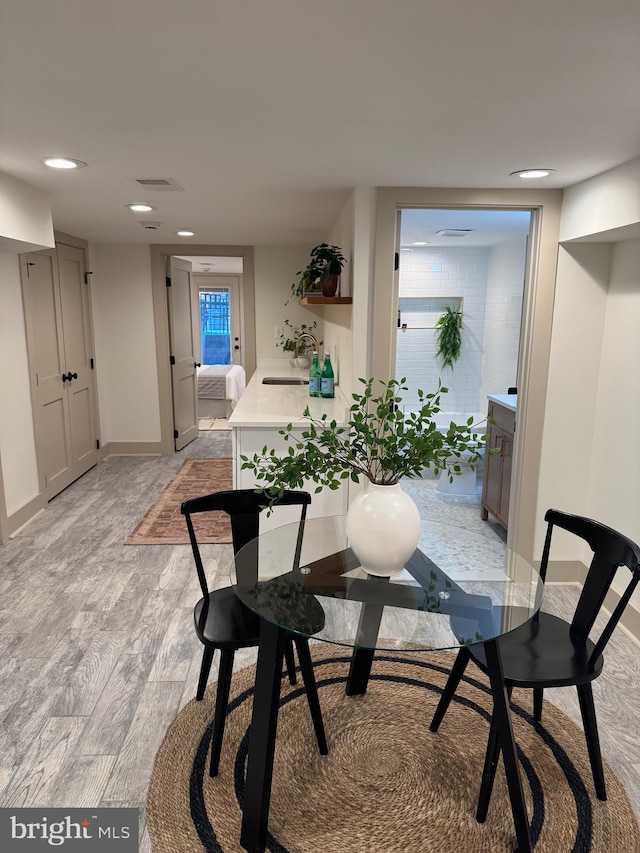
[435,305,462,369]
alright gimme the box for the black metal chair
[430,508,640,817]
[181,488,328,777]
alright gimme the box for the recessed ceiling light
[41,157,87,170]
[510,168,555,179]
[412,241,428,246]
[126,203,156,212]
[177,230,195,237]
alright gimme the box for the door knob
[195,362,201,368]
[62,373,68,383]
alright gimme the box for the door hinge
[173,429,179,439]
[84,271,93,284]
[166,276,171,287]
[169,355,176,365]
[394,252,399,271]
[96,439,100,450]
[90,357,95,369]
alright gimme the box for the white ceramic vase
[346,481,421,577]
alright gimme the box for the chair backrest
[541,509,640,664]
[181,489,311,601]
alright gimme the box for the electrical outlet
[274,325,284,340]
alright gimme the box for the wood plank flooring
[0,433,638,852]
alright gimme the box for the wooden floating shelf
[299,296,353,305]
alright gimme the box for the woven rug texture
[125,458,232,545]
[146,646,640,852]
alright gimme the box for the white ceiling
[400,209,531,247]
[1,0,639,246]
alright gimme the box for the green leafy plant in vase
[241,377,485,576]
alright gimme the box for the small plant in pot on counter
[275,320,322,365]
[288,244,347,303]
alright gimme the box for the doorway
[151,244,256,456]
[395,207,530,530]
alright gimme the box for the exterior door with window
[196,274,242,366]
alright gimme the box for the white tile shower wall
[479,238,527,403]
[396,247,489,413]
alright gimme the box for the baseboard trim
[103,441,164,457]
[8,493,47,538]
[546,558,640,646]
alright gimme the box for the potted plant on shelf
[288,244,347,303]
[275,319,322,368]
[435,305,462,369]
[241,377,485,576]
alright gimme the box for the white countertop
[229,362,350,428]
[487,393,517,412]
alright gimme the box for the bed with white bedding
[197,364,246,418]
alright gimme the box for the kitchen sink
[262,377,309,385]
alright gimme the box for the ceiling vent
[133,177,185,192]
[141,221,161,230]
[436,229,473,237]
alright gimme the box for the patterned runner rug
[147,646,640,852]
[125,458,233,544]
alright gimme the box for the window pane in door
[199,290,231,364]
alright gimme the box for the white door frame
[370,188,563,564]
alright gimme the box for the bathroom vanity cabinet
[481,396,516,531]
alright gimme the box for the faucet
[293,333,320,359]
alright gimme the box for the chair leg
[476,685,511,822]
[196,647,215,701]
[430,647,472,732]
[533,687,544,722]
[294,638,328,755]
[284,637,297,685]
[209,648,235,777]
[577,682,606,801]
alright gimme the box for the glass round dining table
[230,515,544,853]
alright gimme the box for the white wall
[587,238,640,600]
[253,245,324,364]
[396,246,489,413]
[0,253,39,514]
[480,237,527,401]
[537,243,611,559]
[560,157,640,242]
[0,171,54,252]
[91,245,161,443]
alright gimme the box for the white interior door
[167,257,199,450]
[21,245,99,500]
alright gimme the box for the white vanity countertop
[487,393,517,412]
[229,362,350,428]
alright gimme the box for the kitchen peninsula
[229,363,351,524]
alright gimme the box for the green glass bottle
[308,351,321,397]
[320,353,335,398]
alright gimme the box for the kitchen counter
[487,393,517,413]
[229,362,349,428]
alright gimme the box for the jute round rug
[147,647,640,852]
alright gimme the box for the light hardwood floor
[0,434,638,852]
